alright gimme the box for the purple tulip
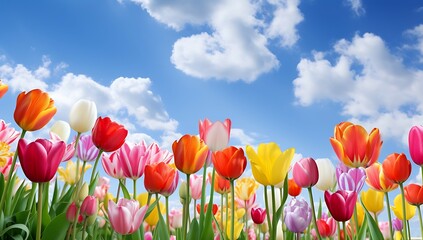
[284,198,312,233]
[336,163,366,192]
[392,217,403,231]
[77,135,99,162]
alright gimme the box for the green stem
[133,179,137,199]
[244,200,248,231]
[73,132,82,186]
[36,183,43,240]
[353,205,359,238]
[82,218,88,240]
[337,221,341,240]
[280,187,284,239]
[199,157,209,230]
[194,199,197,220]
[230,180,235,240]
[26,182,37,211]
[225,193,229,239]
[116,179,122,202]
[307,187,322,240]
[271,186,277,238]
[221,194,224,234]
[156,193,163,222]
[263,186,272,235]
[182,174,191,240]
[146,192,152,206]
[417,205,423,240]
[385,192,394,240]
[166,196,170,236]
[0,130,26,211]
[342,221,347,240]
[59,183,69,199]
[399,183,409,240]
[89,149,104,188]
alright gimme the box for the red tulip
[92,117,128,152]
[324,190,357,222]
[18,138,65,183]
[382,153,412,184]
[196,203,218,215]
[144,162,179,197]
[251,207,266,224]
[409,126,423,166]
[404,183,423,206]
[316,217,337,237]
[212,146,247,180]
[172,134,208,175]
[288,178,302,197]
[209,172,231,194]
[293,157,319,188]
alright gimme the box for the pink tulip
[94,177,110,201]
[293,157,319,188]
[144,232,153,240]
[169,208,183,230]
[0,120,19,144]
[190,174,203,200]
[0,157,19,181]
[50,133,75,162]
[66,202,78,222]
[199,118,231,152]
[80,195,98,217]
[108,198,148,235]
[144,142,173,165]
[118,142,151,180]
[409,126,423,165]
[236,193,258,220]
[102,152,125,179]
[77,134,99,162]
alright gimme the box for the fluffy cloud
[293,30,423,145]
[405,24,423,59]
[131,0,303,82]
[346,0,365,16]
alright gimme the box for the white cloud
[131,0,303,82]
[231,128,256,146]
[346,0,365,16]
[405,24,423,59]
[293,31,423,145]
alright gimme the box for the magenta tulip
[251,207,266,224]
[108,198,148,235]
[409,126,423,165]
[324,190,357,222]
[293,157,319,188]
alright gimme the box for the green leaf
[361,202,383,239]
[317,198,322,219]
[41,212,70,240]
[49,179,59,214]
[357,214,369,240]
[0,223,30,240]
[187,219,199,240]
[272,203,284,238]
[89,172,99,195]
[281,175,289,206]
[0,173,4,198]
[119,180,131,199]
[200,196,215,239]
[152,212,170,240]
[42,183,51,226]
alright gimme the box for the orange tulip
[288,178,302,197]
[365,162,398,192]
[0,80,8,99]
[382,153,412,184]
[14,89,56,131]
[213,146,247,180]
[172,134,208,175]
[404,183,423,206]
[144,162,179,197]
[209,172,231,194]
[330,122,382,168]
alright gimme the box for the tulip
[315,217,336,238]
[77,135,99,162]
[69,99,97,133]
[361,188,384,216]
[78,183,89,202]
[404,183,423,206]
[365,162,398,192]
[66,202,83,223]
[315,158,336,191]
[144,162,179,197]
[14,89,57,132]
[118,141,151,180]
[49,134,75,162]
[0,157,19,181]
[92,117,128,152]
[324,190,357,222]
[58,161,92,185]
[0,80,8,99]
[199,118,231,152]
[108,198,148,235]
[235,177,259,201]
[409,125,423,166]
[209,172,231,194]
[246,142,295,186]
[101,152,125,179]
[293,157,319,188]
[382,153,412,184]
[213,146,247,180]
[284,198,312,233]
[391,194,416,220]
[0,142,13,167]
[392,217,403,231]
[336,164,366,192]
[144,142,173,166]
[379,221,391,239]
[251,207,266,224]
[18,138,65,183]
[137,193,165,226]
[288,178,302,197]
[50,120,71,143]
[94,177,110,201]
[0,120,20,144]
[225,219,244,240]
[330,121,382,168]
[350,202,364,228]
[169,208,183,230]
[235,192,258,218]
[178,181,190,204]
[189,174,203,201]
[196,203,218,215]
[173,134,209,175]
[80,195,98,217]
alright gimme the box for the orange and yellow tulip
[235,177,258,201]
[0,80,8,99]
[365,162,398,192]
[172,134,208,175]
[213,146,247,180]
[209,172,230,194]
[382,153,411,184]
[330,122,382,168]
[14,89,56,131]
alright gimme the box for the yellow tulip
[246,142,295,186]
[225,220,243,240]
[137,192,165,226]
[391,194,416,220]
[235,177,259,201]
[361,188,384,215]
[58,161,92,185]
[0,142,13,167]
[350,202,364,227]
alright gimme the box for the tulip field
[1,84,423,240]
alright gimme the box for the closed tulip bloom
[50,120,71,143]
[293,157,319,188]
[288,178,302,197]
[404,183,423,206]
[0,120,19,145]
[315,158,337,191]
[284,198,312,233]
[379,221,391,239]
[77,135,99,162]
[92,117,128,152]
[58,161,92,185]
[209,172,231,194]
[246,142,295,186]
[391,194,416,220]
[80,195,98,217]
[324,190,357,222]
[144,162,179,196]
[365,162,398,192]
[392,217,403,231]
[0,80,8,99]
[316,217,337,238]
[409,125,423,166]
[66,202,79,222]
[18,138,65,182]
[330,122,382,168]
[14,89,57,131]
[235,177,259,201]
[199,118,231,152]
[169,208,183,230]
[361,188,384,215]
[213,146,247,180]
[189,174,203,200]
[251,207,266,224]
[336,164,366,193]
[172,134,208,175]
[0,157,19,181]
[108,198,148,235]
[382,153,412,184]
[69,99,97,133]
[102,152,125,179]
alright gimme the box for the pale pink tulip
[102,152,125,179]
[108,198,148,235]
[199,118,231,152]
[190,174,203,200]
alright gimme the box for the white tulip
[50,120,71,142]
[69,99,97,133]
[315,158,337,191]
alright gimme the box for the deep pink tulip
[0,120,19,144]
[251,207,266,224]
[66,202,78,222]
[80,195,98,217]
[409,126,423,166]
[199,118,231,152]
[293,157,319,188]
[102,152,125,179]
[118,142,150,180]
[108,198,148,235]
[18,138,65,183]
[324,190,357,222]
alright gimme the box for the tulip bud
[69,99,97,133]
[66,202,78,222]
[178,181,191,204]
[260,221,268,233]
[80,196,98,217]
[50,120,71,143]
[78,183,89,202]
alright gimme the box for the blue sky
[1,0,423,234]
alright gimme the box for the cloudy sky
[1,0,423,232]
